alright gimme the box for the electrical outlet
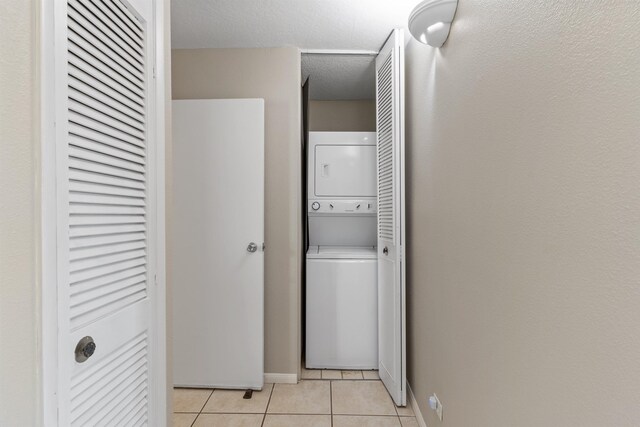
[428,394,443,421]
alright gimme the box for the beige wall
[172,48,302,375]
[309,100,375,131]
[405,1,640,426]
[0,0,39,425]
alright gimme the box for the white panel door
[54,0,161,425]
[376,29,407,406]
[172,99,265,389]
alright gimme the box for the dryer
[306,132,378,369]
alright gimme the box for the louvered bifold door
[55,0,157,425]
[375,29,406,407]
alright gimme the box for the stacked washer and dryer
[306,131,378,370]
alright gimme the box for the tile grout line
[333,415,409,419]
[201,412,384,416]
[176,410,419,417]
[260,383,275,427]
[190,388,215,427]
[330,379,333,427]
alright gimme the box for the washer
[306,246,378,369]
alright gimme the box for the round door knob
[75,336,96,363]
[311,202,320,210]
[247,242,258,253]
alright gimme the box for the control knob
[311,202,320,211]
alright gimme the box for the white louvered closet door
[55,0,158,425]
[376,28,406,407]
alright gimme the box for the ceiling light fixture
[408,0,458,48]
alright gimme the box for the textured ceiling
[171,0,418,99]
[302,55,376,100]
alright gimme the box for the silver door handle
[75,336,96,363]
[383,246,389,256]
[247,242,258,253]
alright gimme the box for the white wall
[405,1,640,426]
[0,0,40,425]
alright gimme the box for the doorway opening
[301,50,377,373]
[300,30,406,406]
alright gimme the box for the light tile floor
[173,369,417,427]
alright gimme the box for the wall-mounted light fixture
[408,0,458,47]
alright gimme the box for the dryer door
[314,145,377,197]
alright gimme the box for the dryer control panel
[308,199,377,215]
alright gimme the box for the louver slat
[66,0,148,328]
[70,264,146,294]
[69,214,146,226]
[69,111,145,149]
[68,84,145,130]
[69,99,145,140]
[96,383,147,426]
[69,256,147,285]
[69,132,145,164]
[64,1,150,424]
[68,58,144,108]
[86,0,144,51]
[69,66,145,116]
[67,28,144,91]
[68,122,145,157]
[69,169,146,191]
[69,157,145,182]
[377,53,395,242]
[70,334,148,423]
[68,0,145,72]
[70,181,146,199]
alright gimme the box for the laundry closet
[301,29,407,405]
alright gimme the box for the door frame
[39,1,167,425]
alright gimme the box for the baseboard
[264,373,298,384]
[408,382,428,427]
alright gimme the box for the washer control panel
[308,200,377,214]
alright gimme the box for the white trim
[264,373,299,384]
[152,0,168,425]
[40,0,58,425]
[398,26,408,409]
[301,49,379,56]
[407,382,428,427]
